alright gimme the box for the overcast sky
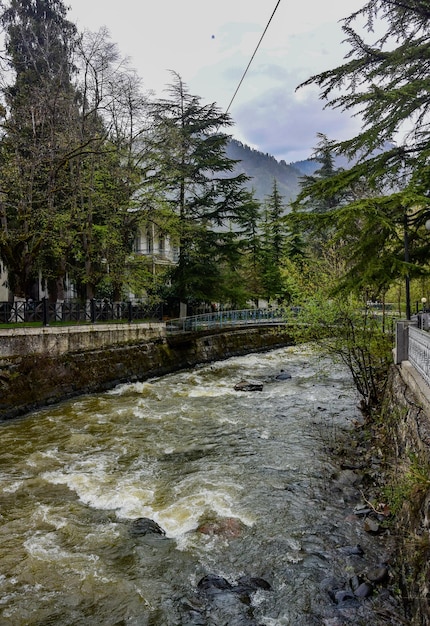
[67,0,368,163]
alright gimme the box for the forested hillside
[226,138,393,205]
[226,139,315,202]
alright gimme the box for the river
[0,345,405,625]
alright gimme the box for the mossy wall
[382,364,430,624]
[0,325,293,421]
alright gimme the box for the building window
[147,229,153,253]
[159,234,165,255]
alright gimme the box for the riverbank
[0,325,293,420]
[329,361,430,625]
[379,364,430,625]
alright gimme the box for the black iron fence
[0,299,163,326]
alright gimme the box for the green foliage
[297,1,430,180]
[296,134,345,215]
[0,0,79,297]
[259,179,288,302]
[383,452,430,517]
[291,136,430,302]
[0,4,156,302]
[289,295,393,414]
[147,72,256,306]
[292,2,430,303]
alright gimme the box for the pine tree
[260,179,287,302]
[234,191,264,306]
[147,72,252,307]
[293,2,430,300]
[298,0,430,184]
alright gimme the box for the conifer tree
[0,0,78,300]
[260,179,287,302]
[234,191,264,306]
[294,1,430,299]
[298,0,430,185]
[148,72,252,308]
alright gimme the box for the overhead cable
[225,0,282,115]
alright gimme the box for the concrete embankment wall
[0,322,166,357]
[0,324,293,421]
[382,362,430,625]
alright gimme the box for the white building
[133,223,179,268]
[0,224,179,303]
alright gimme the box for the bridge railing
[166,307,291,333]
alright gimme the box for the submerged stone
[197,516,246,538]
[354,581,373,598]
[275,370,292,380]
[367,565,389,584]
[338,544,364,556]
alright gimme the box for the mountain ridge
[226,138,316,203]
[227,138,396,204]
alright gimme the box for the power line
[225,0,282,116]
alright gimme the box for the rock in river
[130,517,166,537]
[234,380,263,392]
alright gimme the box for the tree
[0,0,79,300]
[291,133,397,299]
[234,190,264,306]
[147,73,252,307]
[290,294,393,415]
[298,134,345,214]
[293,1,430,301]
[298,0,430,183]
[0,5,153,304]
[259,178,287,302]
[70,28,151,301]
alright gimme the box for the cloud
[233,87,363,163]
[67,0,366,162]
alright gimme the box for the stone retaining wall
[0,325,293,421]
[382,363,430,625]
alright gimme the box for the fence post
[128,301,133,323]
[395,320,413,364]
[42,297,49,326]
[90,299,96,324]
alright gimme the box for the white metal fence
[407,325,430,387]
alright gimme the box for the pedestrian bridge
[166,308,290,333]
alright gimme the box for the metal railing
[166,307,290,333]
[407,325,430,387]
[0,299,163,326]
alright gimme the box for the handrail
[408,325,430,388]
[165,308,290,333]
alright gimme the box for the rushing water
[0,345,404,625]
